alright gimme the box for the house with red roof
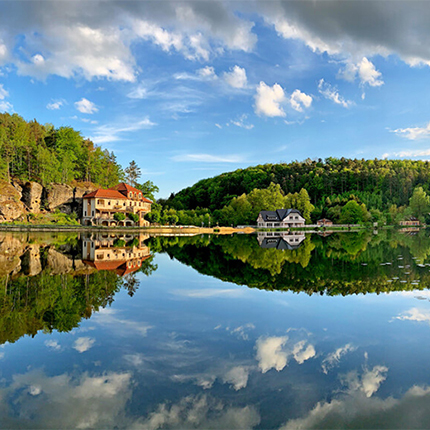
[82,183,152,226]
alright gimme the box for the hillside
[165,158,430,213]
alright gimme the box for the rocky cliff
[0,180,98,222]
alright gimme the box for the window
[139,193,142,198]
[295,216,298,219]
[108,201,111,205]
[84,210,87,216]
[92,211,94,216]
[129,192,132,198]
[123,202,126,206]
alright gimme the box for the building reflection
[257,231,306,249]
[82,232,151,276]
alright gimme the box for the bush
[128,212,139,223]
[113,239,126,247]
[114,212,126,222]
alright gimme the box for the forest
[159,158,430,225]
[0,112,123,187]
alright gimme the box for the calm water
[1,229,430,428]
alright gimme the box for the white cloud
[0,83,9,99]
[46,100,64,110]
[223,65,247,89]
[227,323,256,341]
[322,343,357,374]
[341,365,388,398]
[358,57,384,87]
[318,79,353,108]
[0,101,13,112]
[137,394,260,429]
[254,81,286,117]
[395,307,430,323]
[198,66,217,79]
[171,153,245,163]
[255,336,289,373]
[73,337,95,353]
[392,122,430,140]
[75,98,98,114]
[222,366,250,391]
[93,308,153,337]
[292,340,316,364]
[230,114,254,130]
[255,335,316,373]
[0,369,133,428]
[45,339,61,351]
[289,89,312,112]
[91,117,156,144]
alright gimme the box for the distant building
[257,209,305,229]
[82,183,152,227]
[317,218,333,226]
[399,217,421,227]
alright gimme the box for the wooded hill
[164,158,430,223]
[0,112,123,187]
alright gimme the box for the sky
[1,1,430,197]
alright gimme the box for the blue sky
[1,1,430,197]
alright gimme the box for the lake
[1,229,430,428]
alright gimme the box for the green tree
[125,160,141,187]
[409,186,430,219]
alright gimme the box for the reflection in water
[257,231,306,249]
[3,230,430,428]
[0,232,156,344]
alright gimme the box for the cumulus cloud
[0,1,256,81]
[45,339,62,351]
[0,369,132,428]
[395,307,430,323]
[289,89,312,112]
[73,337,95,353]
[254,81,286,117]
[136,394,260,429]
[322,344,357,374]
[222,366,250,391]
[392,122,430,140]
[280,384,430,430]
[75,98,98,114]
[318,79,353,108]
[197,66,217,79]
[223,65,247,89]
[341,365,388,398]
[255,335,315,373]
[358,57,384,87]
[46,100,64,110]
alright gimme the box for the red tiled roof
[111,183,153,203]
[83,183,153,203]
[83,189,127,199]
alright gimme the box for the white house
[257,209,305,228]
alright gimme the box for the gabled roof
[258,209,302,222]
[83,183,153,203]
[83,189,127,199]
[110,183,153,203]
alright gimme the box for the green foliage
[125,160,141,187]
[0,112,124,187]
[113,239,126,247]
[128,212,139,223]
[409,186,430,220]
[113,212,126,222]
[164,158,430,224]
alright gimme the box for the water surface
[1,230,430,428]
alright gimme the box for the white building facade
[257,209,305,228]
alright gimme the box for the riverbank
[0,224,257,235]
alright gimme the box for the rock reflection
[0,232,156,344]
